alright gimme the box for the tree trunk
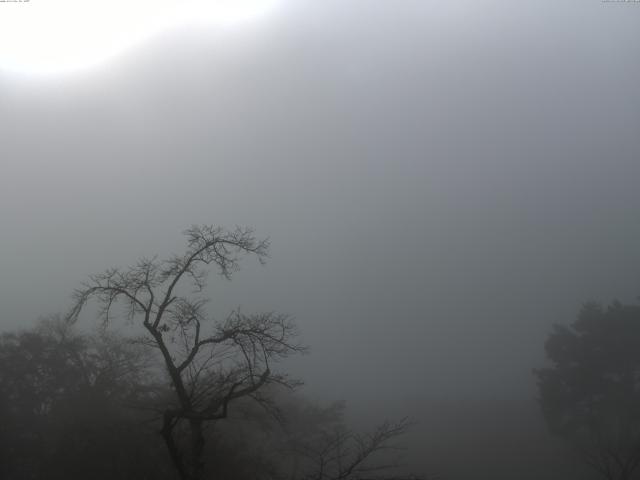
[161,413,187,480]
[188,418,205,480]
[161,416,206,480]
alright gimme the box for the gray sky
[1,1,640,477]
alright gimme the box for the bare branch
[65,225,302,480]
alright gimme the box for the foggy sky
[1,1,640,478]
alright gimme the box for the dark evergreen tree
[535,302,640,480]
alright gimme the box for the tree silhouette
[0,318,423,480]
[534,301,640,480]
[0,317,172,479]
[66,225,306,480]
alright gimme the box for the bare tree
[67,225,306,480]
[292,417,420,480]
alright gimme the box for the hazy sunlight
[0,0,279,75]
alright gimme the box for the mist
[1,1,640,479]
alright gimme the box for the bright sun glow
[0,0,279,75]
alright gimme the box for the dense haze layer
[1,1,639,478]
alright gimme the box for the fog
[1,1,640,478]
